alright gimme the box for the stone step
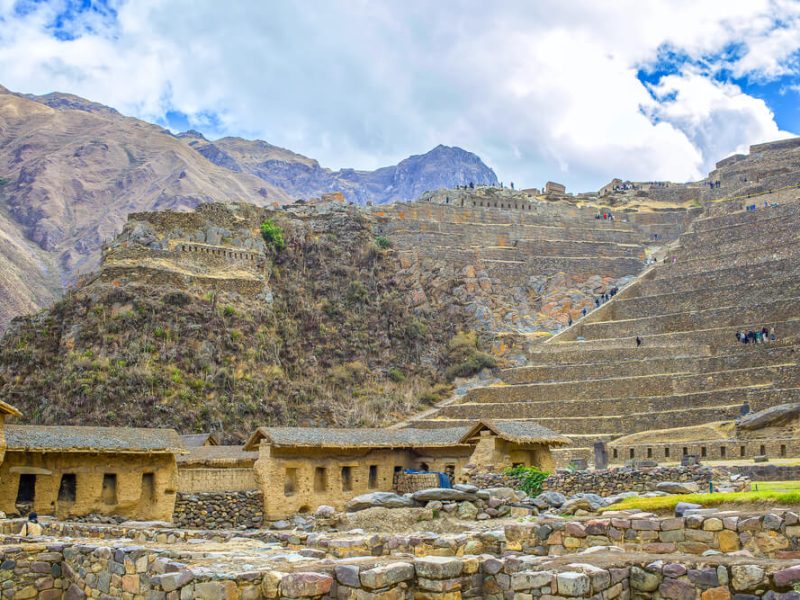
[501,345,800,384]
[525,344,713,365]
[691,199,800,232]
[574,297,800,340]
[439,386,800,420]
[410,400,785,437]
[463,364,796,404]
[544,317,800,351]
[681,211,800,249]
[632,256,800,297]
[609,275,800,320]
[676,225,799,260]
[652,238,800,279]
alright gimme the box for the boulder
[656,481,700,494]
[345,492,416,512]
[314,505,336,519]
[675,502,702,517]
[411,488,476,502]
[533,491,566,509]
[453,483,479,493]
[457,501,479,520]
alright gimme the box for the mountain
[0,85,498,330]
[184,133,499,205]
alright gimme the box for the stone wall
[734,464,800,482]
[173,490,264,529]
[541,466,732,496]
[176,467,258,493]
[5,519,800,598]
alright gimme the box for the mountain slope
[182,134,499,205]
[0,85,498,330]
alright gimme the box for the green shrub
[260,219,286,251]
[504,465,550,496]
[153,325,167,339]
[444,331,496,380]
[388,367,406,383]
[375,235,391,249]
[404,319,428,340]
[222,305,236,317]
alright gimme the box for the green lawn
[750,480,800,492]
[602,490,800,513]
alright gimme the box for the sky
[1,0,800,191]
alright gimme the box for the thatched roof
[245,426,473,451]
[0,400,22,418]
[244,420,570,451]
[178,445,257,467]
[5,425,185,454]
[460,420,571,446]
[181,432,221,447]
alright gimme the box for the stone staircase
[406,190,800,465]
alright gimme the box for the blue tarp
[404,469,452,488]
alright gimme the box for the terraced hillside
[409,140,800,465]
[374,188,696,345]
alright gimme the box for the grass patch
[750,480,800,492]
[602,490,800,513]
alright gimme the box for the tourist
[736,330,743,343]
[762,327,770,343]
[19,513,42,537]
[740,400,751,416]
[770,327,777,342]
[568,317,573,327]
[582,307,588,317]
[636,336,642,347]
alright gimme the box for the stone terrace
[371,197,695,336]
[409,188,800,465]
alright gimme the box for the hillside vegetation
[0,204,486,440]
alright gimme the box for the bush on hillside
[260,219,286,251]
[444,331,497,380]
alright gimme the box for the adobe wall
[0,452,177,521]
[254,446,473,520]
[176,466,257,493]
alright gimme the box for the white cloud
[0,0,798,190]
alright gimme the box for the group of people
[736,327,776,344]
[595,212,615,221]
[708,180,722,189]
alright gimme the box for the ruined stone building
[244,420,568,519]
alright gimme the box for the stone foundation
[172,490,264,529]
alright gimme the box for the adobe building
[245,420,569,519]
[0,403,184,521]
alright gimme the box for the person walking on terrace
[636,336,642,347]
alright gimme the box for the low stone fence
[733,464,800,482]
[4,540,800,599]
[173,490,264,529]
[541,465,733,496]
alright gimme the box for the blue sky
[1,0,799,191]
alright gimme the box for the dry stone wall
[5,512,800,598]
[173,490,264,529]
